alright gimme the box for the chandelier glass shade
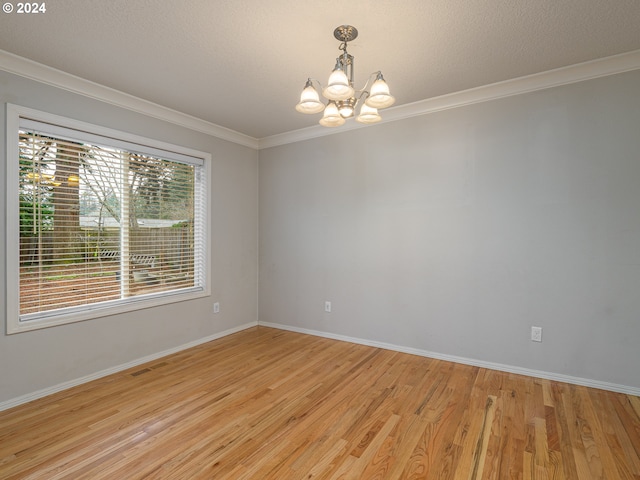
[319,101,346,127]
[295,81,325,114]
[324,66,354,101]
[296,25,395,127]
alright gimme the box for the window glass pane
[127,153,196,296]
[18,129,202,321]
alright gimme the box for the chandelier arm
[304,77,329,97]
[353,90,367,103]
[307,77,325,90]
[354,71,382,96]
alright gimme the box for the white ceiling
[1,0,640,140]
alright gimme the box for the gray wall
[259,70,640,390]
[0,72,258,403]
[2,67,639,404]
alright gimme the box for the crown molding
[259,49,640,149]
[0,49,260,150]
[3,48,639,151]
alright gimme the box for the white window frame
[6,104,211,334]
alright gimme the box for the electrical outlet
[213,302,220,314]
[531,326,542,342]
[324,301,331,313]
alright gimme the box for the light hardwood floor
[1,326,639,479]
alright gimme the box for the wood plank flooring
[1,326,639,479]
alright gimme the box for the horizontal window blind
[17,121,206,323]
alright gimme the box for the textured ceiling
[1,0,640,139]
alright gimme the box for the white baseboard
[3,319,635,412]
[0,322,258,412]
[258,321,640,396]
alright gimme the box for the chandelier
[295,25,395,127]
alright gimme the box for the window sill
[8,288,210,334]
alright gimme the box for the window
[6,105,210,333]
